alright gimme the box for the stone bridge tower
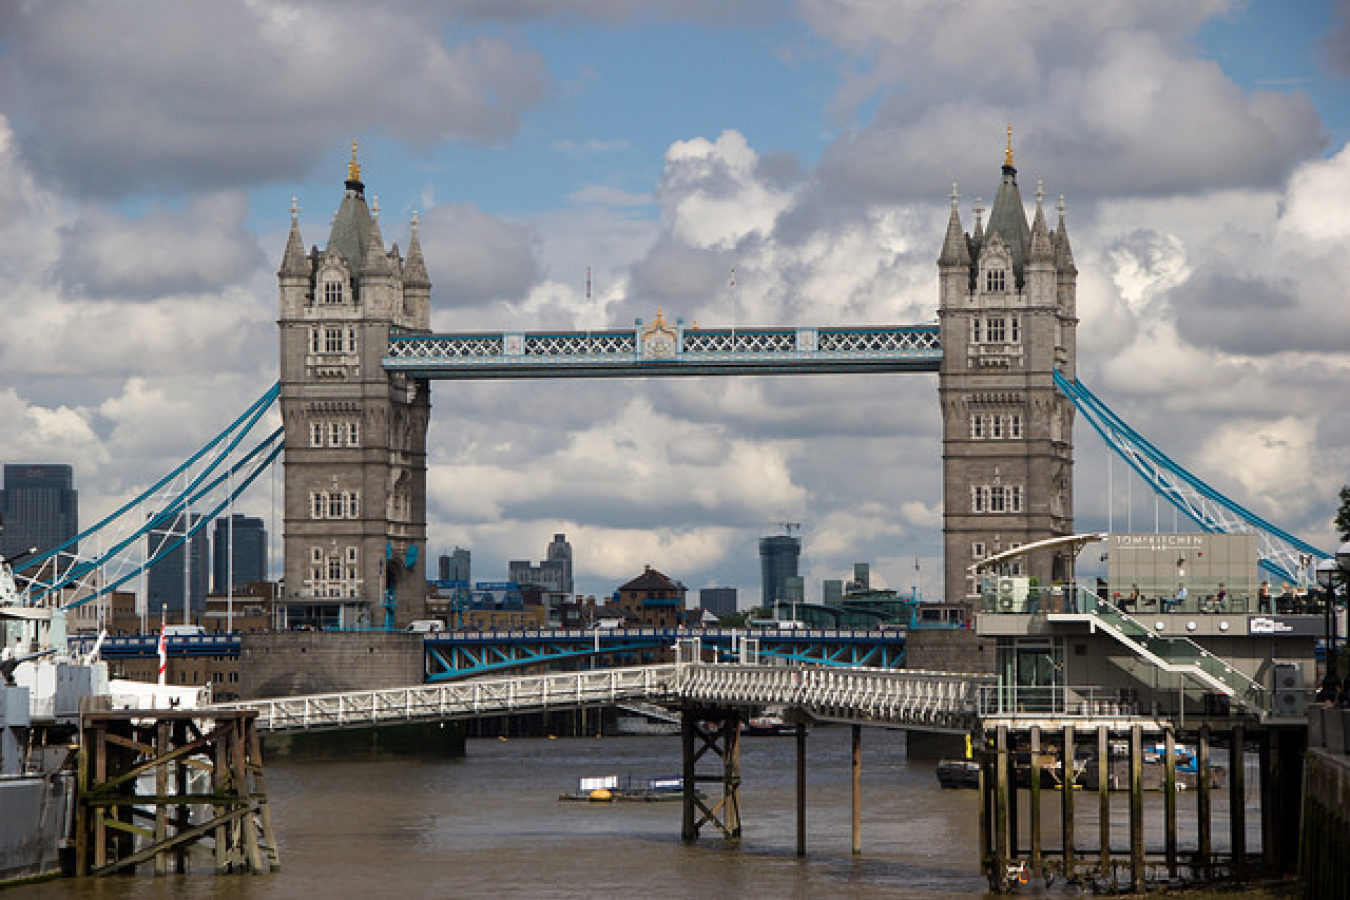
[277,147,432,629]
[938,134,1078,608]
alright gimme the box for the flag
[157,614,167,687]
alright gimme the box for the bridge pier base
[680,705,742,840]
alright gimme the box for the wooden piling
[1198,725,1212,881]
[76,709,275,877]
[1097,725,1110,877]
[1029,725,1042,875]
[978,731,991,879]
[1230,723,1246,881]
[796,722,806,858]
[1164,727,1177,878]
[851,724,861,856]
[1061,724,1075,881]
[1129,724,1144,889]
[994,726,1009,879]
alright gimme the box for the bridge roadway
[212,659,992,736]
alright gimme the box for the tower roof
[982,127,1031,283]
[326,141,375,266]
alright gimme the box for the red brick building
[614,565,686,628]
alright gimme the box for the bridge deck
[214,662,992,735]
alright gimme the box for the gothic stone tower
[938,136,1078,607]
[277,147,432,629]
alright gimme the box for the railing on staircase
[1055,585,1268,713]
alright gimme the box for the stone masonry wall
[240,632,424,699]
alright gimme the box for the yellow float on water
[588,788,614,802]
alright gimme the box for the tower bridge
[273,137,1079,630]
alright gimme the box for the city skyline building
[147,512,209,621]
[759,533,801,607]
[0,464,78,564]
[699,586,738,619]
[508,533,573,595]
[212,514,267,594]
[438,547,471,584]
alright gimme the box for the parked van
[406,619,445,634]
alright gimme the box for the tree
[1338,485,1350,543]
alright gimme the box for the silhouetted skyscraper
[0,464,78,563]
[759,534,801,607]
[147,512,208,620]
[212,514,267,593]
[438,547,470,584]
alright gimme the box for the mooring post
[1164,726,1178,878]
[796,722,807,858]
[1230,723,1246,882]
[1129,724,1144,889]
[995,725,1010,879]
[851,724,861,856]
[1197,725,1212,881]
[1062,724,1075,881]
[154,719,170,875]
[1029,725,1042,876]
[1006,728,1019,861]
[681,709,696,841]
[1098,725,1110,878]
[978,731,991,879]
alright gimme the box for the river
[5,725,1295,900]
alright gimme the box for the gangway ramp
[211,661,992,735]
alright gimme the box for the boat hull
[0,773,74,886]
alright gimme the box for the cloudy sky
[2,0,1349,607]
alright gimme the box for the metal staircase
[1056,585,1268,714]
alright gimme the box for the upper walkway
[383,323,942,379]
[214,658,993,736]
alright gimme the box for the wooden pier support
[976,719,1290,894]
[851,724,861,856]
[75,709,277,877]
[680,705,742,840]
[796,722,807,857]
[1061,724,1075,881]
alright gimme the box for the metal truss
[213,660,992,735]
[421,627,907,681]
[1054,371,1327,584]
[384,324,942,379]
[14,384,283,609]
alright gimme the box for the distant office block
[212,514,267,593]
[147,512,209,620]
[0,464,78,563]
[439,547,471,584]
[759,534,801,606]
[699,587,738,619]
[509,533,573,594]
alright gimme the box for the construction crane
[766,521,801,536]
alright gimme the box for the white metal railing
[210,661,994,734]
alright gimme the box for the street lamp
[1338,542,1350,683]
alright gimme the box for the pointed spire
[973,196,985,241]
[938,182,971,267]
[1029,183,1053,264]
[279,195,309,276]
[404,210,431,289]
[984,128,1031,283]
[1054,194,1077,273]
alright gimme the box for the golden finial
[1004,124,1014,167]
[348,140,361,182]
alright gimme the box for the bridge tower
[276,146,432,629]
[938,132,1078,607]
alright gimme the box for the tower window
[985,269,1006,292]
[986,317,1007,343]
[1010,317,1021,343]
[323,281,344,304]
[324,328,343,353]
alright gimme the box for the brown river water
[4,726,1295,900]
